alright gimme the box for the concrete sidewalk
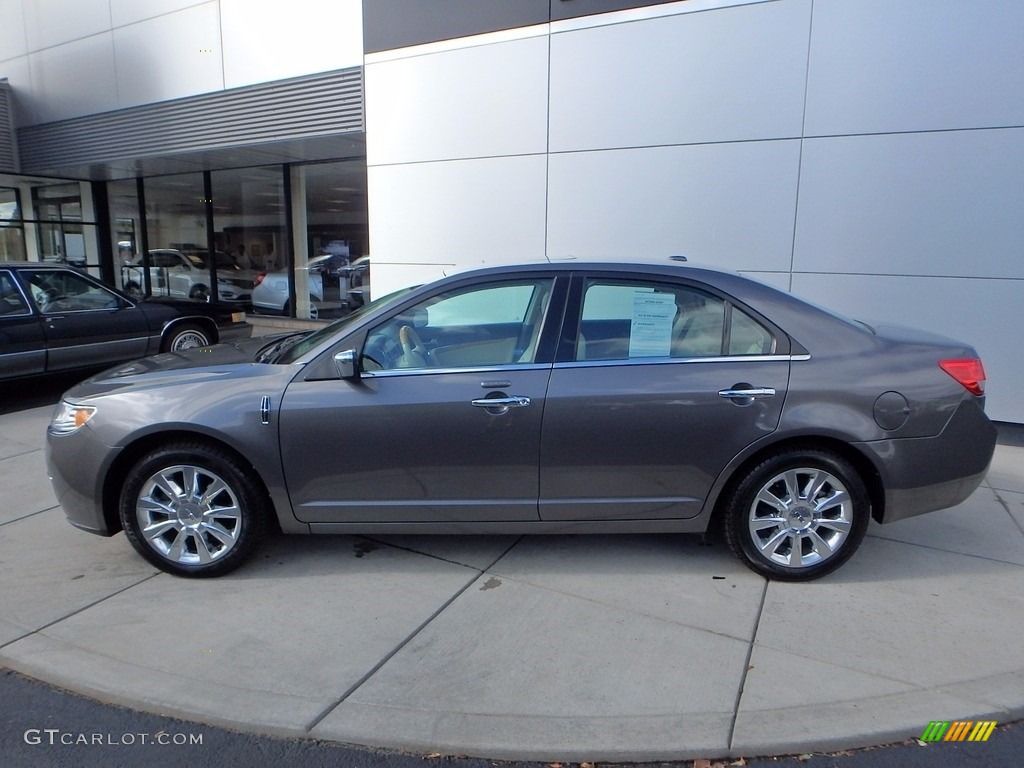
[0,403,1022,762]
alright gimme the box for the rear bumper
[857,398,997,524]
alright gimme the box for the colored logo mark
[920,721,997,742]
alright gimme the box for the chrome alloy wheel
[171,330,208,350]
[747,467,853,569]
[135,465,242,566]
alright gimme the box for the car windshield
[272,286,418,364]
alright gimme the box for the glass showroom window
[108,180,142,295]
[0,187,26,260]
[31,183,100,273]
[142,174,212,301]
[292,160,369,321]
[212,167,286,314]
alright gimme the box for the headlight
[50,401,97,435]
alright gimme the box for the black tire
[722,449,870,581]
[162,323,211,352]
[120,442,268,577]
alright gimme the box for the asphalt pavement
[0,374,1022,765]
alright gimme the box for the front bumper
[857,397,998,524]
[45,421,120,536]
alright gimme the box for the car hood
[64,335,297,400]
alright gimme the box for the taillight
[939,358,986,396]
[254,272,266,286]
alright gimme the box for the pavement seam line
[864,531,1024,569]
[482,569,756,645]
[0,505,60,529]
[302,536,525,733]
[992,488,1024,539]
[727,577,768,750]
[360,534,500,571]
[0,572,161,652]
[368,537,758,641]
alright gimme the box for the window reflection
[1,187,26,261]
[31,183,98,271]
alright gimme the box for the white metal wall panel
[794,129,1024,279]
[805,0,1024,136]
[28,33,118,124]
[109,0,211,27]
[790,273,1023,424]
[22,0,110,52]
[0,0,28,61]
[546,140,802,272]
[548,0,811,152]
[113,3,224,109]
[221,0,363,89]
[368,155,548,295]
[366,35,549,166]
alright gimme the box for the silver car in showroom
[46,260,997,581]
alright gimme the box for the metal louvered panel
[18,67,362,175]
[0,82,18,173]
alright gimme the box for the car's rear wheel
[163,323,210,352]
[120,443,267,577]
[723,449,869,581]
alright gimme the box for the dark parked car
[1,262,251,381]
[46,260,996,581]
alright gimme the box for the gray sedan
[46,261,997,581]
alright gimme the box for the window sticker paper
[629,290,675,357]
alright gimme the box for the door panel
[21,268,150,371]
[279,368,550,523]
[540,358,789,520]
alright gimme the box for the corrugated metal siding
[0,82,18,173]
[17,67,362,175]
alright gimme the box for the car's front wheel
[722,449,870,581]
[120,443,267,577]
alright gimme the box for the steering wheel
[396,325,430,368]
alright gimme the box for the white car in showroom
[251,255,327,318]
[122,249,255,304]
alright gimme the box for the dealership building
[1,0,1022,424]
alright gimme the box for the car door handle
[471,396,531,409]
[718,387,776,400]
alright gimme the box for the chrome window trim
[553,354,810,370]
[40,304,131,316]
[362,362,553,379]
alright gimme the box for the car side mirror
[333,349,360,380]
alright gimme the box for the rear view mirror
[333,349,360,380]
